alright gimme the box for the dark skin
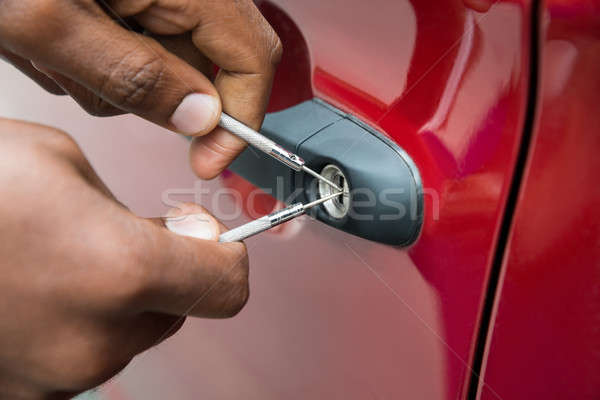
[0,120,248,398]
[0,0,282,398]
[0,0,282,178]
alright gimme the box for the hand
[0,0,282,178]
[0,119,249,399]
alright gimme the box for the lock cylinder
[318,164,350,219]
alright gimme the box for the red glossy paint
[210,0,534,399]
[479,1,600,398]
[64,0,573,398]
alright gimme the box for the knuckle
[256,13,283,68]
[101,50,165,112]
[268,33,283,66]
[234,19,283,72]
[34,126,82,158]
[0,120,79,162]
[249,25,283,70]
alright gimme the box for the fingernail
[165,213,219,241]
[170,93,219,135]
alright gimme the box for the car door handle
[228,98,423,246]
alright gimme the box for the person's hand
[0,119,249,399]
[0,0,282,178]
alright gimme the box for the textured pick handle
[219,216,272,242]
[219,113,278,155]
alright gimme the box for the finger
[187,0,282,178]
[29,130,248,319]
[135,216,249,319]
[0,2,221,135]
[0,48,65,95]
[32,63,125,117]
[86,199,248,318]
[109,0,282,178]
[162,202,230,235]
[39,126,119,201]
[105,200,249,318]
[153,33,214,79]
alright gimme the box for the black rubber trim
[466,1,541,398]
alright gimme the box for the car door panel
[96,2,534,398]
[0,0,539,399]
[479,2,600,398]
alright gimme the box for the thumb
[162,204,222,241]
[133,203,248,318]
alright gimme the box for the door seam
[465,0,542,398]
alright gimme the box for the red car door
[479,1,600,398]
[93,1,536,398]
[0,0,561,399]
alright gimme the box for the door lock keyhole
[318,164,350,219]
